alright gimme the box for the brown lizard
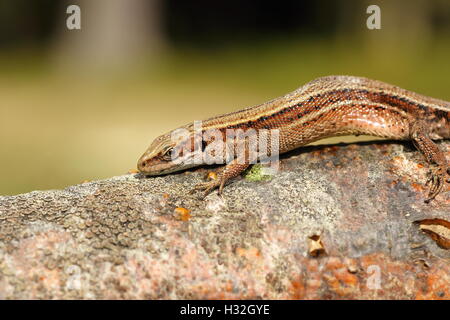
[137,75,450,202]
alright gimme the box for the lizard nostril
[138,159,149,171]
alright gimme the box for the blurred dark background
[0,0,449,195]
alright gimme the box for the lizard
[137,75,450,202]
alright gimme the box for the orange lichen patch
[288,278,306,300]
[206,171,218,181]
[323,274,349,296]
[416,163,424,169]
[285,252,450,299]
[290,254,417,299]
[224,281,233,292]
[393,156,403,162]
[359,254,383,269]
[162,193,170,199]
[416,267,450,300]
[325,257,344,270]
[128,169,139,174]
[129,237,430,300]
[235,247,261,259]
[304,260,324,298]
[174,207,191,221]
[410,182,425,192]
[289,256,363,299]
[334,268,358,287]
[322,257,359,296]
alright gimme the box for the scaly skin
[138,75,450,201]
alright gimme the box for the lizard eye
[162,147,174,161]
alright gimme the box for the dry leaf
[416,218,450,249]
[308,234,326,257]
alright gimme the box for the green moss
[243,164,273,182]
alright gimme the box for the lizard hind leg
[410,122,449,202]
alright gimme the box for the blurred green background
[0,0,449,195]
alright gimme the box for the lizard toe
[425,166,446,202]
[191,180,220,198]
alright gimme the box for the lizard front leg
[410,122,450,202]
[192,135,257,198]
[192,160,250,198]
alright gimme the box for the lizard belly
[277,104,411,152]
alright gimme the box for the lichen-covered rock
[0,141,449,299]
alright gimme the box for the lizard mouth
[137,156,161,175]
[138,162,197,176]
[137,155,196,176]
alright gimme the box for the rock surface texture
[0,141,449,299]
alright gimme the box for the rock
[0,141,449,299]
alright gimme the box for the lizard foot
[190,180,221,199]
[424,165,449,203]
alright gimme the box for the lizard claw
[424,166,448,203]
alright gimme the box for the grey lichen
[0,141,449,299]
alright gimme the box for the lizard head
[137,125,202,176]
